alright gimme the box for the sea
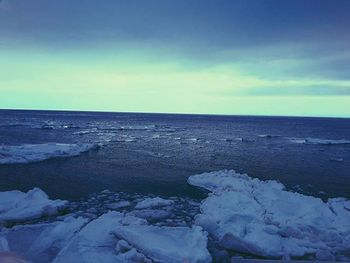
[0,109,349,201]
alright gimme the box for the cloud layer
[0,0,349,116]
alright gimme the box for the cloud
[0,0,349,117]
[1,47,350,117]
[189,42,350,82]
[0,0,6,10]
[238,85,350,96]
[1,0,350,48]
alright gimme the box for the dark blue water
[0,109,349,200]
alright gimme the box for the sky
[0,0,350,117]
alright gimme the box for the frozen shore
[1,170,350,262]
[0,189,210,262]
[0,188,67,223]
[188,170,350,260]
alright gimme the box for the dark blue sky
[1,0,350,78]
[1,1,349,45]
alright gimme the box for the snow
[113,224,211,263]
[188,170,350,258]
[53,212,124,263]
[0,143,99,164]
[0,188,68,223]
[53,211,211,263]
[135,197,174,209]
[0,217,87,263]
[4,169,350,261]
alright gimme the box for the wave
[1,120,81,130]
[118,124,185,133]
[41,122,80,130]
[258,134,282,139]
[257,135,350,146]
[290,137,350,145]
[72,128,100,135]
[235,137,255,142]
[0,143,99,164]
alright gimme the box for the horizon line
[1,107,349,120]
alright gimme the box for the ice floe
[0,188,67,223]
[113,223,211,262]
[0,143,99,164]
[53,211,211,263]
[53,212,124,263]
[4,170,350,261]
[188,170,350,259]
[68,190,199,227]
[135,197,174,209]
[0,217,87,262]
[0,186,210,262]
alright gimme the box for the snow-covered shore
[1,170,350,262]
[0,188,67,223]
[188,170,350,260]
[0,189,210,262]
[53,212,210,263]
[0,143,99,164]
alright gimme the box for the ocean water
[0,109,349,201]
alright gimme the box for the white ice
[0,143,99,164]
[113,224,211,262]
[53,211,211,263]
[188,170,350,259]
[53,212,125,263]
[135,197,174,209]
[0,216,87,263]
[0,188,68,223]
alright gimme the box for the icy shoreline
[1,170,350,262]
[0,189,210,262]
[189,170,350,261]
[0,143,99,164]
[0,188,67,223]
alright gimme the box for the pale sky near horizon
[1,0,350,117]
